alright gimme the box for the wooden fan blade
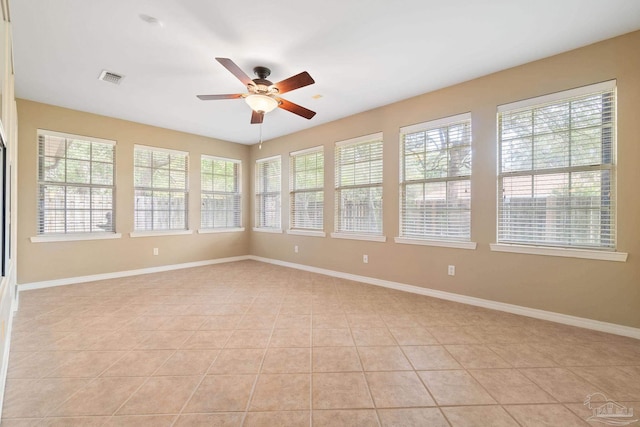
[277,98,316,120]
[251,110,264,124]
[273,71,315,94]
[197,94,243,100]
[215,57,253,87]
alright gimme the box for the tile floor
[1,260,639,426]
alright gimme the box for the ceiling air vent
[98,70,124,85]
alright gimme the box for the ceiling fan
[197,57,316,124]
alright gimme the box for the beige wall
[249,31,640,328]
[17,100,250,283]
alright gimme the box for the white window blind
[37,130,116,234]
[255,156,281,229]
[498,81,616,249]
[134,145,188,231]
[400,113,472,242]
[290,147,324,230]
[201,155,241,229]
[335,133,383,235]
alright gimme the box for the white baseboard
[248,255,640,340]
[0,275,17,419]
[18,256,251,291]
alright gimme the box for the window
[498,81,616,250]
[334,133,383,236]
[134,145,188,231]
[201,155,241,230]
[37,130,115,234]
[399,113,472,242]
[290,147,324,231]
[255,155,281,230]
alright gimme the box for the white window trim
[331,232,386,242]
[31,233,122,243]
[286,229,326,238]
[198,227,245,234]
[290,145,324,157]
[335,132,383,147]
[497,80,616,112]
[253,227,283,234]
[200,155,242,230]
[395,237,477,250]
[134,144,187,156]
[130,230,193,238]
[399,112,473,243]
[490,243,627,262]
[37,129,116,146]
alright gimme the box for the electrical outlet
[294,245,299,253]
[363,254,368,264]
[153,248,159,256]
[448,265,455,276]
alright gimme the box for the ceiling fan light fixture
[245,94,279,114]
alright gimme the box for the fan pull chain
[259,122,263,150]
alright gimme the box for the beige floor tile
[269,328,311,347]
[488,343,558,367]
[312,346,362,372]
[419,370,496,406]
[504,404,589,426]
[0,418,42,426]
[50,331,108,351]
[380,314,424,328]
[275,314,311,329]
[207,348,265,374]
[183,374,256,412]
[238,314,277,330]
[116,376,201,415]
[173,413,244,426]
[312,373,374,409]
[225,329,272,348]
[39,417,109,426]
[157,315,207,331]
[388,327,438,345]
[366,371,435,407]
[428,326,480,344]
[89,331,151,350]
[571,366,640,401]
[312,410,378,426]
[520,367,601,403]
[244,411,310,427]
[101,350,173,377]
[154,350,218,376]
[180,330,230,349]
[347,314,385,328]
[49,376,145,416]
[312,329,354,347]
[470,369,557,404]
[402,345,462,370]
[262,347,311,373]
[198,315,242,330]
[136,331,194,350]
[357,346,412,371]
[312,314,349,329]
[7,351,77,379]
[378,408,449,427]
[441,405,519,427]
[102,415,177,426]
[250,374,310,411]
[2,378,89,418]
[445,345,511,369]
[352,328,396,346]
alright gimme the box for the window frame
[132,144,189,234]
[331,132,384,241]
[199,155,243,232]
[496,80,619,254]
[254,155,282,232]
[35,129,118,239]
[396,113,475,249]
[289,146,325,236]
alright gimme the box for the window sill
[129,230,193,238]
[489,243,628,262]
[252,227,283,234]
[287,229,326,238]
[198,227,245,234]
[331,233,386,242]
[30,233,123,243]
[394,237,477,250]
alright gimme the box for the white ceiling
[10,0,640,145]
